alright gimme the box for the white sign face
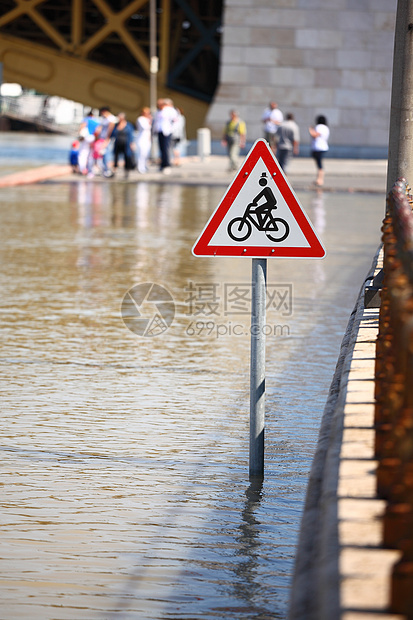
[208,157,311,249]
[192,139,326,259]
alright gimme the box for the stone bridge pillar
[207,0,397,158]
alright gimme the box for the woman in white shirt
[136,107,152,173]
[309,115,330,187]
[171,107,186,166]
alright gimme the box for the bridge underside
[0,1,223,137]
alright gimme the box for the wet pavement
[47,155,388,194]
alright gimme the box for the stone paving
[66,155,388,194]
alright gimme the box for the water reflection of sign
[121,283,175,337]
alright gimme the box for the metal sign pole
[249,258,267,478]
[0,63,3,116]
[149,0,158,162]
[149,0,158,115]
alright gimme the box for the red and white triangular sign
[192,139,326,258]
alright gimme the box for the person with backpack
[276,113,300,174]
[221,109,246,171]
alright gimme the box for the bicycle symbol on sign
[227,172,290,243]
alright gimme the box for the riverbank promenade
[0,153,388,194]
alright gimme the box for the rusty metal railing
[375,178,413,615]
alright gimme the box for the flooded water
[0,135,385,619]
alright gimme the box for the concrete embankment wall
[288,248,402,620]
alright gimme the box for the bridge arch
[0,0,223,137]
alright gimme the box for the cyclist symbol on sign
[227,172,290,243]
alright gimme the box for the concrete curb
[0,164,73,187]
[288,274,360,620]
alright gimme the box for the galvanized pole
[0,63,2,116]
[249,258,267,479]
[387,0,413,193]
[149,0,158,115]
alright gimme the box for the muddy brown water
[0,137,384,619]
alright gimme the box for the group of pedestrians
[70,99,187,178]
[221,101,330,187]
[70,100,329,186]
[135,99,186,174]
[72,106,131,178]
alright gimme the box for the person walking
[309,115,330,187]
[153,98,178,173]
[276,113,300,173]
[171,107,186,166]
[221,109,246,171]
[69,140,80,173]
[261,101,283,153]
[95,106,117,177]
[77,109,99,176]
[112,112,136,179]
[136,107,152,173]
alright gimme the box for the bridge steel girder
[0,0,216,137]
